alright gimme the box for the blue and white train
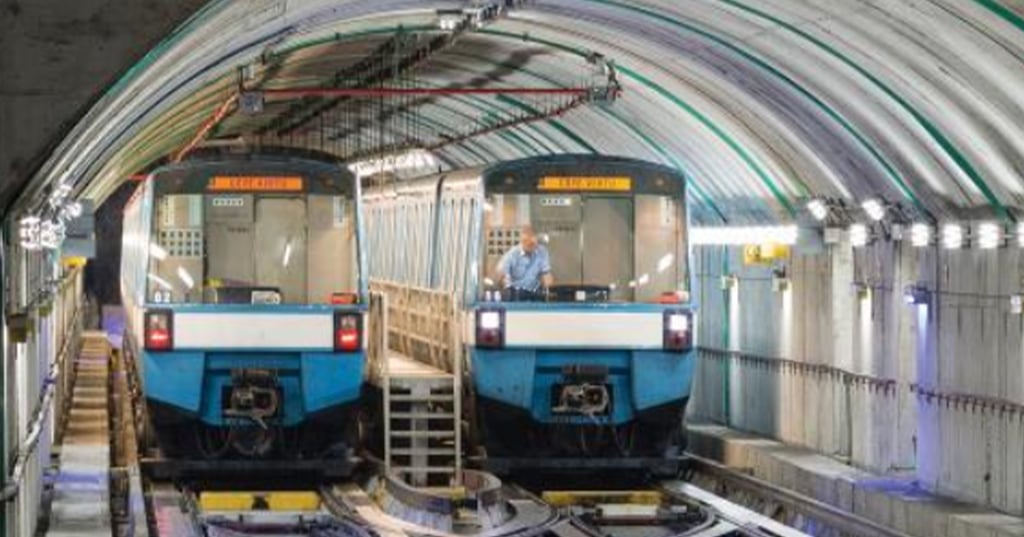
[121,153,367,460]
[366,154,696,472]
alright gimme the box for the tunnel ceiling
[16,0,1024,225]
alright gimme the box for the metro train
[120,153,367,460]
[366,154,696,472]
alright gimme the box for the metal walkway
[46,331,112,537]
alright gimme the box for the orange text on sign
[207,176,305,192]
[537,176,632,192]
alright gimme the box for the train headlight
[334,312,362,352]
[476,308,505,349]
[144,309,174,351]
[663,310,693,352]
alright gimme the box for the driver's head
[520,225,539,253]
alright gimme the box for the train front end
[122,157,367,460]
[468,156,695,473]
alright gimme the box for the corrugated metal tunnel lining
[12,0,1024,225]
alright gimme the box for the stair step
[389,412,455,419]
[390,430,456,438]
[392,466,457,474]
[389,448,457,456]
[387,395,454,402]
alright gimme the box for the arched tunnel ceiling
[15,0,1024,225]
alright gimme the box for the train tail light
[475,308,505,349]
[144,310,173,351]
[664,310,693,352]
[334,312,362,352]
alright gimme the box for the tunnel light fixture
[910,223,931,247]
[941,223,964,250]
[47,183,73,209]
[849,223,869,247]
[690,225,799,246]
[861,198,886,222]
[806,199,828,221]
[39,220,65,250]
[977,222,1002,249]
[1018,222,1024,248]
[19,216,42,250]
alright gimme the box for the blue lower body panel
[470,347,695,464]
[138,349,364,458]
[141,350,364,426]
[472,348,695,424]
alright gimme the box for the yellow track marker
[541,490,663,507]
[199,491,320,512]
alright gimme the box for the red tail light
[475,308,505,349]
[664,310,693,352]
[144,310,173,351]
[334,312,362,352]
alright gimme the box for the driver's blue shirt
[498,245,551,292]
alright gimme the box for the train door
[530,194,583,284]
[254,197,308,303]
[581,197,634,301]
[205,194,255,289]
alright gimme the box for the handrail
[2,270,83,502]
[698,346,899,392]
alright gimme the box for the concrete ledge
[688,423,1019,537]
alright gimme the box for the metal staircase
[385,358,460,486]
[368,283,462,487]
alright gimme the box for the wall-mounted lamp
[807,199,829,221]
[1011,294,1023,315]
[911,223,931,247]
[850,223,869,247]
[941,223,964,249]
[977,222,1003,249]
[862,198,886,221]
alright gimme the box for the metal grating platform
[46,332,111,537]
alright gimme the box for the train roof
[364,155,686,198]
[147,153,356,196]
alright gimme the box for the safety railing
[369,279,461,376]
[692,346,904,471]
[3,265,84,503]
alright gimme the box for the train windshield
[146,192,358,305]
[483,192,688,303]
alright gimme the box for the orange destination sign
[537,176,632,192]
[207,176,304,192]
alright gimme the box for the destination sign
[537,176,632,192]
[207,176,304,192]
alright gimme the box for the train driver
[497,225,554,300]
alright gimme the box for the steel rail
[682,454,914,537]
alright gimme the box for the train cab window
[146,193,358,305]
[483,192,688,303]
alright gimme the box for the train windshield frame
[480,164,689,304]
[144,169,361,306]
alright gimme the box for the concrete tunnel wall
[0,0,209,206]
[690,239,1024,515]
